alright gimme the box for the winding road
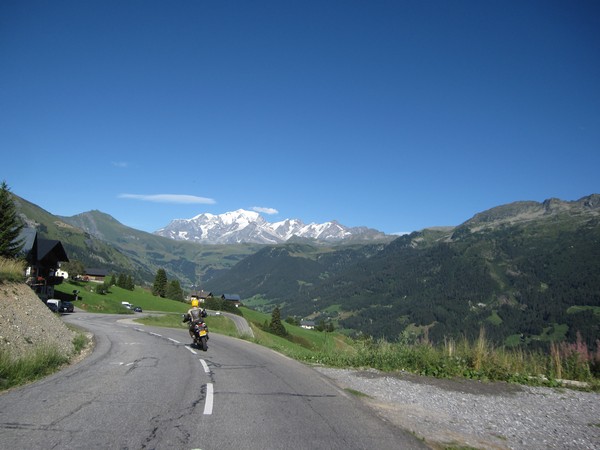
[0,312,425,449]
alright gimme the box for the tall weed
[299,331,598,387]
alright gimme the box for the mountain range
[11,192,600,349]
[154,209,389,244]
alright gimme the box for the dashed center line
[204,383,213,415]
[132,327,213,414]
[200,359,210,373]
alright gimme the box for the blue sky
[2,1,599,235]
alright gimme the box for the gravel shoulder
[315,367,600,450]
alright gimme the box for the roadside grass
[0,257,26,283]
[0,346,68,390]
[236,309,600,389]
[344,388,370,398]
[0,329,90,392]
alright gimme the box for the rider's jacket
[188,307,203,323]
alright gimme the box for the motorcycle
[192,320,209,351]
[183,313,209,351]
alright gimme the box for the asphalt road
[213,310,254,338]
[0,313,426,449]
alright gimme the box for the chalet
[19,229,69,300]
[83,268,108,283]
[221,294,241,307]
[190,290,213,303]
[300,320,316,330]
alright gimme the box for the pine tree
[166,279,183,301]
[152,268,168,297]
[269,306,288,337]
[126,274,135,290]
[0,181,24,258]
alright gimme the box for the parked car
[133,306,142,312]
[46,299,61,313]
[60,301,74,313]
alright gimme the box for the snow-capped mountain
[154,209,388,244]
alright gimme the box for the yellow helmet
[191,299,199,307]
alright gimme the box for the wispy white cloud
[112,161,129,168]
[252,206,279,215]
[119,193,216,204]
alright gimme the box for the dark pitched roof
[36,239,69,264]
[18,228,37,254]
[191,290,212,298]
[221,294,241,301]
[19,229,69,265]
[85,268,109,277]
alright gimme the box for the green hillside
[13,196,138,277]
[207,196,600,350]
[204,242,386,309]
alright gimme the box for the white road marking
[200,359,210,373]
[149,332,162,337]
[168,338,180,344]
[204,383,213,415]
[186,346,197,355]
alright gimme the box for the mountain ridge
[154,209,390,244]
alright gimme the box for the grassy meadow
[55,281,191,314]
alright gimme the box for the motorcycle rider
[183,299,207,342]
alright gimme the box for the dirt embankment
[0,283,77,359]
